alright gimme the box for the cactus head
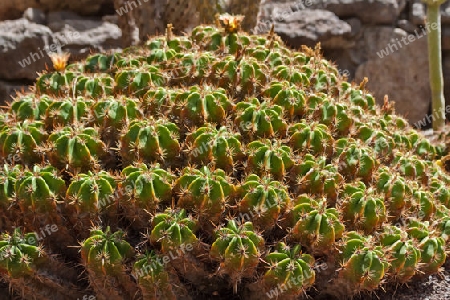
[81,226,134,275]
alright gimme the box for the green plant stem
[427,3,446,131]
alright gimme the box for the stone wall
[0,6,121,104]
[0,0,449,128]
[258,0,450,126]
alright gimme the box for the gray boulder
[23,7,46,24]
[323,0,406,24]
[355,27,430,125]
[0,0,113,21]
[270,9,354,49]
[0,19,55,80]
[259,0,406,25]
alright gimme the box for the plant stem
[427,3,446,131]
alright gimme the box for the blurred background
[0,0,448,128]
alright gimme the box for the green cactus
[271,61,309,86]
[288,121,334,156]
[174,85,234,127]
[429,176,450,208]
[36,71,75,96]
[340,181,387,233]
[142,87,178,116]
[309,68,339,94]
[81,226,137,299]
[210,55,267,96]
[89,95,143,142]
[406,131,437,160]
[15,165,66,214]
[235,98,287,139]
[185,124,244,171]
[289,196,344,255]
[120,163,175,228]
[0,120,47,165]
[291,154,343,204]
[0,164,21,231]
[166,51,216,86]
[115,66,165,96]
[391,151,428,184]
[334,232,388,294]
[210,220,264,292]
[175,166,234,223]
[2,13,450,299]
[65,170,117,235]
[47,125,108,172]
[73,74,115,98]
[407,220,446,274]
[150,209,198,253]
[379,225,420,282]
[9,94,51,121]
[263,81,306,119]
[433,206,450,242]
[376,166,412,219]
[263,242,315,297]
[247,139,293,180]
[0,163,21,208]
[81,226,134,273]
[334,138,378,182]
[339,81,376,114]
[14,165,77,255]
[408,189,435,221]
[44,96,92,130]
[190,25,223,51]
[0,228,82,300]
[146,48,178,65]
[133,251,179,300]
[83,53,121,73]
[307,95,353,135]
[237,174,290,229]
[0,113,12,132]
[0,228,43,278]
[119,117,180,166]
[245,45,288,67]
[354,124,395,160]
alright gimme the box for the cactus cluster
[0,15,449,300]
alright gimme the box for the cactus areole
[0,14,449,300]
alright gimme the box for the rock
[0,0,114,21]
[0,0,38,21]
[0,16,121,81]
[47,10,84,25]
[48,17,107,32]
[0,19,55,80]
[53,21,122,57]
[355,27,430,125]
[0,79,30,106]
[258,0,404,34]
[397,19,418,33]
[323,0,406,24]
[410,1,426,25]
[410,0,450,25]
[23,7,46,24]
[272,9,354,49]
[346,18,363,37]
[102,15,119,25]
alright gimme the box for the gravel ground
[2,265,450,300]
[352,260,450,300]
